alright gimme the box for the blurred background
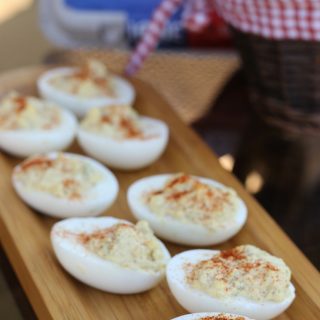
[0,0,50,72]
[0,0,319,319]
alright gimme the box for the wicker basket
[231,27,320,134]
[44,49,239,123]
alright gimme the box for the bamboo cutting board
[0,66,319,320]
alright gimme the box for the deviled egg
[77,104,169,170]
[167,245,295,320]
[0,92,77,157]
[171,312,254,320]
[51,217,171,293]
[12,152,118,218]
[127,173,247,245]
[37,59,135,117]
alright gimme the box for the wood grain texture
[0,66,319,320]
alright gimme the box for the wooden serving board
[0,66,319,320]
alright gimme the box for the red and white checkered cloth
[125,0,320,76]
[215,0,320,41]
[124,0,183,76]
[182,0,214,32]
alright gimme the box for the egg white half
[0,107,77,157]
[171,312,254,320]
[127,174,247,246]
[37,67,135,118]
[51,216,171,293]
[12,152,119,218]
[167,250,295,320]
[77,116,169,170]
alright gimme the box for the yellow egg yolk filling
[144,174,240,230]
[0,92,61,130]
[186,245,292,302]
[14,154,102,200]
[81,105,146,140]
[49,59,115,98]
[79,221,166,273]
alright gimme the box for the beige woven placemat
[47,49,239,123]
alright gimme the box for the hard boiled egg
[77,105,169,170]
[51,217,171,293]
[127,174,247,246]
[171,312,254,320]
[166,247,295,320]
[37,60,135,118]
[0,92,77,157]
[12,152,118,218]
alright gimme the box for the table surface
[0,65,319,320]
